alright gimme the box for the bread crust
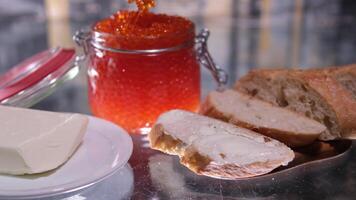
[293,69,356,139]
[149,123,294,179]
[324,64,356,76]
[235,66,356,140]
[200,93,321,147]
[325,64,356,99]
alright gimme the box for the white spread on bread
[151,110,294,179]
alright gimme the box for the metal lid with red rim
[0,47,79,107]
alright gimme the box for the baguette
[326,64,356,98]
[235,65,356,140]
[200,90,326,147]
[149,109,294,179]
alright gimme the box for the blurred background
[0,0,356,113]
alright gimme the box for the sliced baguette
[235,66,356,140]
[326,64,356,99]
[149,109,294,179]
[200,90,326,147]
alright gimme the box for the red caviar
[128,0,155,12]
[93,11,195,50]
[88,11,200,133]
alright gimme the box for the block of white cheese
[0,105,88,175]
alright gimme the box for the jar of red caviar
[74,11,227,134]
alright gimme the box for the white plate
[0,116,133,200]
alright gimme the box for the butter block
[0,106,88,175]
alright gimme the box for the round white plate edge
[0,116,133,199]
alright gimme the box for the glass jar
[74,25,227,134]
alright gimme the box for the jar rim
[90,36,195,54]
[90,23,195,39]
[89,23,196,54]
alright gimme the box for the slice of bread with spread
[149,109,294,179]
[200,90,326,147]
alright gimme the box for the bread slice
[235,67,356,140]
[200,90,326,147]
[149,109,294,179]
[326,64,356,99]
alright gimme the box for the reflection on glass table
[38,164,134,200]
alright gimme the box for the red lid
[0,48,76,105]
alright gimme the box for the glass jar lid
[0,47,79,107]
